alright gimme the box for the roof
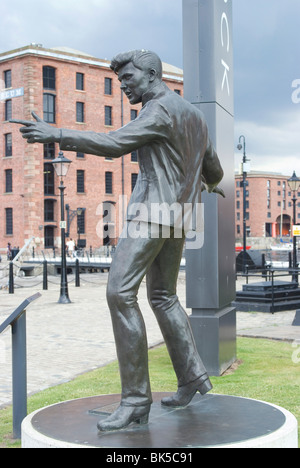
[235,171,291,179]
[0,44,183,81]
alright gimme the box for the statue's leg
[98,223,165,431]
[146,233,212,406]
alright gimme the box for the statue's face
[118,62,152,105]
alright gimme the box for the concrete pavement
[0,270,299,408]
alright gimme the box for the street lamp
[237,135,250,273]
[287,171,300,284]
[52,151,72,304]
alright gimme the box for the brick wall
[235,173,298,239]
[0,46,183,251]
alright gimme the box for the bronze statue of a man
[12,50,224,432]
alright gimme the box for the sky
[1,0,299,177]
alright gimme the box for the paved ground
[0,266,299,408]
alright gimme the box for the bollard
[75,259,80,287]
[9,261,14,294]
[43,260,48,290]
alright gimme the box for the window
[105,106,112,126]
[5,208,13,235]
[44,143,55,159]
[131,151,138,162]
[104,77,112,95]
[174,89,181,95]
[77,209,85,234]
[44,163,55,195]
[105,171,113,194]
[5,100,12,120]
[131,173,138,192]
[77,170,85,193]
[131,109,138,120]
[76,102,84,123]
[77,152,85,159]
[5,169,12,193]
[76,72,84,91]
[5,134,12,157]
[44,199,55,222]
[4,70,12,88]
[43,66,56,90]
[43,94,55,123]
[44,226,55,248]
[236,201,240,210]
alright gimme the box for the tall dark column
[183,0,236,375]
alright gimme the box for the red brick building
[235,171,300,240]
[0,44,183,252]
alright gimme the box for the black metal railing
[0,293,41,438]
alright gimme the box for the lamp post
[287,171,300,284]
[237,135,250,274]
[52,151,72,304]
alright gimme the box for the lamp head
[52,152,72,178]
[287,171,300,193]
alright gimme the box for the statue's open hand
[10,112,60,144]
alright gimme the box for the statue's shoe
[97,404,150,432]
[161,374,212,407]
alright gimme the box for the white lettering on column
[220,1,230,96]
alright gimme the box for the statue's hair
[110,49,163,79]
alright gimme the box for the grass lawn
[0,337,299,448]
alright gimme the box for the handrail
[0,293,41,439]
[0,293,41,332]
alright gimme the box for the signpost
[183,0,236,375]
[293,225,300,237]
[0,87,24,101]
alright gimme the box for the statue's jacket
[59,82,221,232]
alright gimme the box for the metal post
[9,261,14,294]
[292,196,298,284]
[43,260,48,290]
[75,259,80,287]
[241,138,248,274]
[58,181,71,304]
[11,312,27,439]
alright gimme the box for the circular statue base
[22,393,298,449]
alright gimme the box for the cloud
[0,0,183,66]
[234,107,300,175]
[1,0,299,177]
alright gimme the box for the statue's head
[110,50,163,104]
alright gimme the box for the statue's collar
[142,81,169,106]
